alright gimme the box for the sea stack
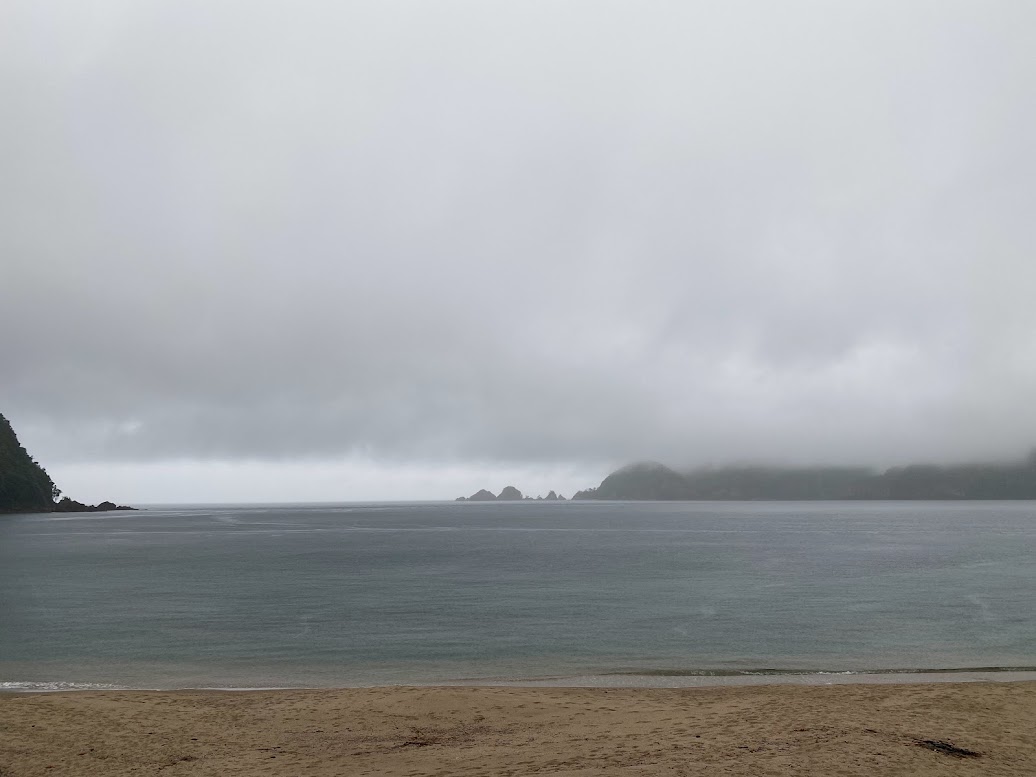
[497,486,523,500]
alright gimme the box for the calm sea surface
[1,501,1034,689]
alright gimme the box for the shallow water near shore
[2,500,1035,689]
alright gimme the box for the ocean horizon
[2,500,1035,690]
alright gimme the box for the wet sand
[2,681,1035,775]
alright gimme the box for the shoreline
[6,666,1036,694]
[3,681,1034,775]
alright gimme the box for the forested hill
[0,413,135,513]
[573,455,1036,501]
[0,413,60,512]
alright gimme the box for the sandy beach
[2,681,1034,776]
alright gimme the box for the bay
[1,500,1034,689]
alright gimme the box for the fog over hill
[572,455,1036,501]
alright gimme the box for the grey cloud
[4,1,1036,479]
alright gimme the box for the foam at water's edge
[0,681,307,693]
[1,681,128,693]
[6,669,1036,693]
[603,665,1036,677]
[475,670,1036,688]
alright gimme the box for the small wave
[1,681,127,693]
[605,665,1036,678]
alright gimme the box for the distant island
[0,412,135,514]
[571,455,1036,500]
[456,486,566,502]
[8,407,1036,506]
[459,453,1036,504]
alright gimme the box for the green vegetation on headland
[0,412,135,514]
[571,454,1036,500]
[0,413,60,512]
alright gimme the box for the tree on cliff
[0,413,60,512]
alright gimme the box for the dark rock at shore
[54,497,137,513]
[96,500,136,511]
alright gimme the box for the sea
[1,500,1035,691]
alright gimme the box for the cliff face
[0,413,59,513]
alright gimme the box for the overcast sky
[3,1,1036,502]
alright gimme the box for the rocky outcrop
[54,498,136,513]
[456,485,567,502]
[458,489,498,501]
